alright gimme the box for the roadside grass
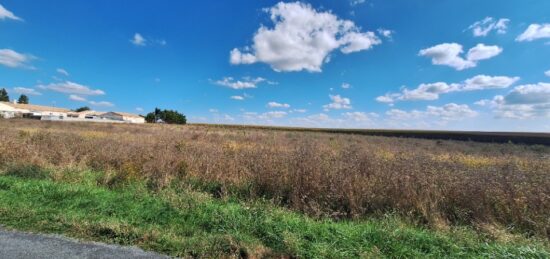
[0,168,548,258]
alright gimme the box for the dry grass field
[0,119,549,257]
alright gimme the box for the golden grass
[0,119,549,239]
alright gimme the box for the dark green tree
[17,94,29,104]
[145,108,186,124]
[74,106,91,112]
[0,88,9,102]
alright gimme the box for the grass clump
[0,171,548,258]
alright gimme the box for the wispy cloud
[13,87,41,96]
[38,81,105,95]
[0,4,22,21]
[0,49,35,69]
[467,17,509,37]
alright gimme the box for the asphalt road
[0,228,169,259]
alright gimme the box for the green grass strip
[0,175,548,258]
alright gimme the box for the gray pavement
[0,228,170,259]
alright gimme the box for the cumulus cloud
[377,75,519,104]
[213,77,268,89]
[466,44,503,62]
[341,82,351,89]
[230,2,381,72]
[0,4,22,21]
[0,49,34,69]
[323,94,352,111]
[476,83,550,119]
[468,17,509,37]
[546,70,550,77]
[387,103,477,122]
[69,95,87,102]
[516,24,550,42]
[267,101,290,108]
[418,43,502,70]
[13,87,41,96]
[89,101,114,107]
[56,68,69,76]
[37,81,105,95]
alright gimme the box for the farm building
[0,101,145,124]
[100,112,146,124]
[0,101,70,119]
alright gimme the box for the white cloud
[377,28,394,40]
[230,2,381,72]
[466,44,502,62]
[267,101,290,108]
[69,95,87,102]
[341,82,351,89]
[56,68,69,76]
[130,33,146,46]
[387,103,477,122]
[136,107,144,112]
[13,87,41,96]
[476,83,550,119]
[37,81,105,95]
[350,0,366,6]
[0,49,34,68]
[323,94,352,111]
[89,101,114,107]
[462,75,520,90]
[230,95,245,101]
[546,70,550,77]
[209,109,219,113]
[213,77,267,89]
[418,43,502,70]
[468,17,509,37]
[516,24,550,42]
[0,4,22,21]
[342,111,378,122]
[291,109,307,113]
[377,75,519,104]
[242,111,288,122]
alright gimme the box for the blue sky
[1,0,549,131]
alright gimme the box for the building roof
[103,112,143,118]
[69,110,104,116]
[0,101,70,113]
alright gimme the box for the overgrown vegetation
[0,119,548,257]
[0,168,548,258]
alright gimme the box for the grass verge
[0,170,548,258]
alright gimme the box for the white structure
[0,101,145,124]
[100,112,146,124]
[0,101,69,119]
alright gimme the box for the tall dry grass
[0,119,549,238]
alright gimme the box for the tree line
[1,88,29,104]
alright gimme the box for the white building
[100,112,146,124]
[1,101,145,124]
[0,101,69,119]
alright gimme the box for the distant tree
[74,106,91,112]
[17,94,29,104]
[145,108,186,124]
[0,88,9,102]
